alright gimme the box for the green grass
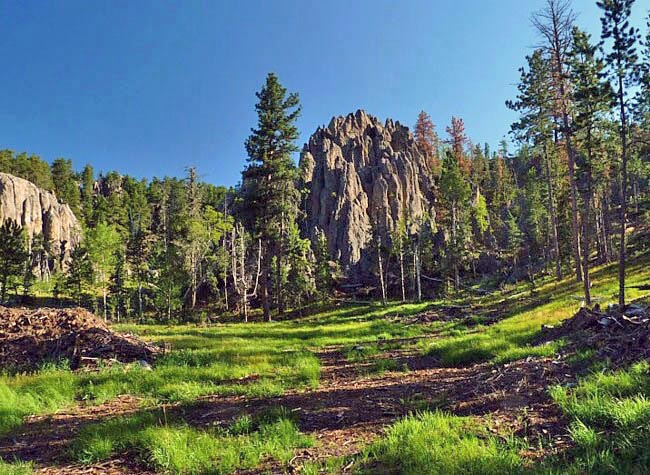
[363,411,525,475]
[425,254,650,366]
[2,254,650,474]
[71,408,313,474]
[0,301,431,439]
[0,368,76,436]
[547,361,650,474]
[0,459,33,475]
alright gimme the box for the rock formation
[300,110,435,279]
[0,172,81,271]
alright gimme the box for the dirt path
[0,342,574,474]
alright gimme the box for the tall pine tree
[598,0,640,305]
[240,73,301,321]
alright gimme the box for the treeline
[398,0,648,307]
[382,1,649,307]
[0,0,648,321]
[0,74,331,322]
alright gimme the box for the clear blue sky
[0,0,646,187]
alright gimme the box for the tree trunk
[594,198,604,264]
[137,280,143,322]
[548,6,583,282]
[103,288,108,321]
[276,212,286,315]
[415,239,422,302]
[452,204,459,292]
[543,142,562,281]
[603,193,613,262]
[565,136,583,283]
[262,249,271,321]
[399,246,405,302]
[223,197,229,311]
[617,74,628,307]
[1,274,6,302]
[581,169,593,306]
[377,236,386,305]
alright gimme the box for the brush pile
[0,306,162,370]
[538,302,650,364]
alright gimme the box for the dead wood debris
[0,306,162,370]
[537,302,650,365]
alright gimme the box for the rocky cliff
[0,172,81,269]
[300,110,435,279]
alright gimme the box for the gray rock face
[0,172,81,268]
[300,110,435,279]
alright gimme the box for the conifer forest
[0,1,649,474]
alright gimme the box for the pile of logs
[0,306,162,370]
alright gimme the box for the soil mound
[538,302,650,365]
[0,306,162,370]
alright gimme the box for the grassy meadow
[1,253,649,474]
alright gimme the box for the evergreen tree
[0,220,28,302]
[283,223,315,308]
[312,228,335,302]
[446,117,470,175]
[51,158,81,216]
[598,0,640,305]
[239,72,302,321]
[532,0,584,282]
[414,111,440,174]
[440,151,472,292]
[80,164,95,225]
[65,245,93,306]
[508,49,564,280]
[109,249,128,321]
[570,27,614,305]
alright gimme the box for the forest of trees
[0,0,648,322]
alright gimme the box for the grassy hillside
[0,253,649,474]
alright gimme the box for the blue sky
[0,0,646,187]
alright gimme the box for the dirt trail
[0,339,574,474]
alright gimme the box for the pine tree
[440,151,472,292]
[391,213,408,302]
[0,220,28,302]
[51,158,81,216]
[124,176,152,318]
[109,249,128,321]
[80,164,95,225]
[414,111,440,174]
[240,73,301,321]
[446,117,470,175]
[598,0,640,306]
[284,222,315,309]
[65,245,93,306]
[532,0,584,282]
[570,27,614,305]
[312,228,336,302]
[507,49,564,280]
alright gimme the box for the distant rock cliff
[300,110,435,279]
[0,172,81,269]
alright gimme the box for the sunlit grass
[362,411,525,474]
[425,253,650,365]
[546,361,650,474]
[0,301,430,439]
[71,408,313,474]
[0,368,76,436]
[0,459,34,475]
